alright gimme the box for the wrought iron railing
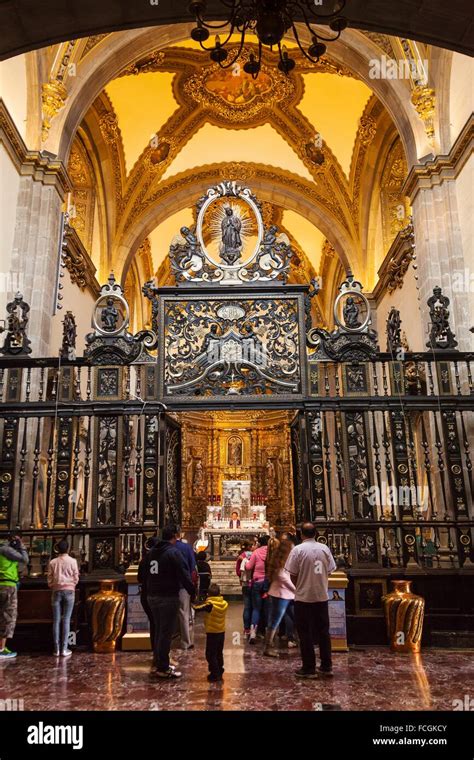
[0,349,472,576]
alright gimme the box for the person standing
[175,527,197,650]
[245,534,269,644]
[285,522,336,678]
[0,535,29,659]
[137,536,159,662]
[47,540,79,657]
[236,541,252,636]
[145,526,195,679]
[196,551,212,601]
[264,539,295,657]
[193,583,228,682]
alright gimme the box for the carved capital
[374,221,416,299]
[62,225,100,294]
[42,81,68,141]
[411,84,435,141]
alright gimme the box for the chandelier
[188,0,348,77]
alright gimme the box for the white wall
[49,267,96,356]
[0,146,21,316]
[454,153,474,327]
[449,53,474,148]
[376,266,425,352]
[0,55,28,142]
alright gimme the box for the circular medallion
[404,534,415,546]
[397,464,408,474]
[459,534,470,546]
[451,464,462,475]
[145,468,156,478]
[0,473,12,483]
[312,465,323,475]
[317,536,328,544]
[57,470,68,481]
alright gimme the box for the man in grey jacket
[0,535,29,659]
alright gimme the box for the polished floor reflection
[0,603,472,711]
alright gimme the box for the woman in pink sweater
[264,539,295,657]
[245,535,269,644]
[47,540,79,657]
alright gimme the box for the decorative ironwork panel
[353,530,380,567]
[342,363,370,396]
[308,361,321,396]
[94,416,120,526]
[52,417,75,526]
[143,415,159,524]
[94,367,123,401]
[5,369,22,402]
[436,362,453,395]
[342,411,374,518]
[389,360,405,395]
[0,417,18,526]
[59,367,74,402]
[389,410,414,518]
[143,365,158,401]
[441,410,469,518]
[164,420,181,527]
[158,291,306,400]
[91,535,116,573]
[290,413,307,523]
[306,410,327,519]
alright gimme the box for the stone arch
[50,25,422,167]
[2,1,472,60]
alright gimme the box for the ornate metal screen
[0,180,472,598]
[155,290,307,401]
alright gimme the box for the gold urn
[87,580,126,653]
[382,580,425,653]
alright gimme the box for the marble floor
[0,603,472,711]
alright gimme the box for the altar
[200,480,269,559]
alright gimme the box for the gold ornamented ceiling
[69,38,410,324]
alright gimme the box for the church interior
[0,0,473,721]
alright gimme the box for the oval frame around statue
[92,293,130,338]
[333,289,371,334]
[196,185,264,270]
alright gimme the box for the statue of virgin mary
[220,206,242,264]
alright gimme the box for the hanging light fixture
[188,0,348,78]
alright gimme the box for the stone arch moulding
[51,25,420,167]
[1,0,473,60]
[115,163,358,287]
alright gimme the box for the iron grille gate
[0,180,472,610]
[0,360,182,576]
[0,351,472,577]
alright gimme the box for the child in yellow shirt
[193,583,228,682]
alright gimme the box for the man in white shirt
[285,522,337,678]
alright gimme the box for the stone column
[405,124,473,351]
[10,156,71,356]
